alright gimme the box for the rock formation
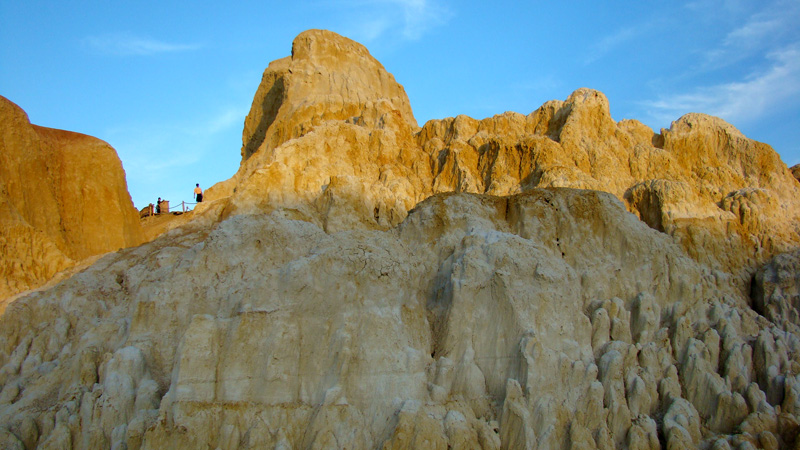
[207,29,431,233]
[208,30,800,287]
[2,29,800,450]
[0,96,144,305]
[418,92,800,288]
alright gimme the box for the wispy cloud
[356,18,392,42]
[394,0,450,40]
[641,44,800,127]
[725,17,782,44]
[107,104,247,206]
[84,33,201,56]
[584,26,641,65]
[638,0,800,129]
[701,0,800,69]
[335,0,451,42]
[207,108,244,134]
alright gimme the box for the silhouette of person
[156,197,162,214]
[194,184,203,203]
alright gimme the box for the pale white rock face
[3,29,800,450]
[1,190,797,450]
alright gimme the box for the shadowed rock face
[239,29,417,163]
[2,29,800,450]
[0,96,144,303]
[791,164,800,183]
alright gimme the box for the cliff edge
[0,96,144,304]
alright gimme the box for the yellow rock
[2,29,800,450]
[0,95,144,302]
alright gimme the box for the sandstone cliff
[206,30,800,287]
[790,164,800,183]
[0,96,144,304]
[2,29,800,450]
[417,91,800,286]
[207,29,431,233]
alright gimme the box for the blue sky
[2,0,799,210]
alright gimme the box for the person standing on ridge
[194,183,203,203]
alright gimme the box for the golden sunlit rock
[0,96,144,305]
[2,29,800,450]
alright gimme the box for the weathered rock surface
[0,96,144,303]
[3,29,800,450]
[417,93,800,285]
[753,250,800,332]
[208,30,800,287]
[207,29,431,233]
[790,164,800,183]
[238,29,417,162]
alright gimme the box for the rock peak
[565,87,610,109]
[290,29,373,62]
[240,29,417,162]
[668,112,746,139]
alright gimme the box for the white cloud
[724,17,782,45]
[335,0,451,42]
[357,18,392,42]
[108,104,246,186]
[639,0,800,129]
[394,0,449,40]
[84,33,201,56]
[641,44,800,127]
[702,0,800,69]
[584,26,641,65]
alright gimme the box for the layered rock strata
[207,30,800,290]
[420,99,800,283]
[0,96,144,303]
[207,29,431,233]
[2,29,800,450]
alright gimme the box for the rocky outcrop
[239,29,417,162]
[418,93,800,284]
[3,29,800,450]
[753,250,800,332]
[0,96,144,302]
[206,29,431,233]
[208,30,800,285]
[790,164,800,183]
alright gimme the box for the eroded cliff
[206,31,800,288]
[0,96,144,305]
[2,29,800,450]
